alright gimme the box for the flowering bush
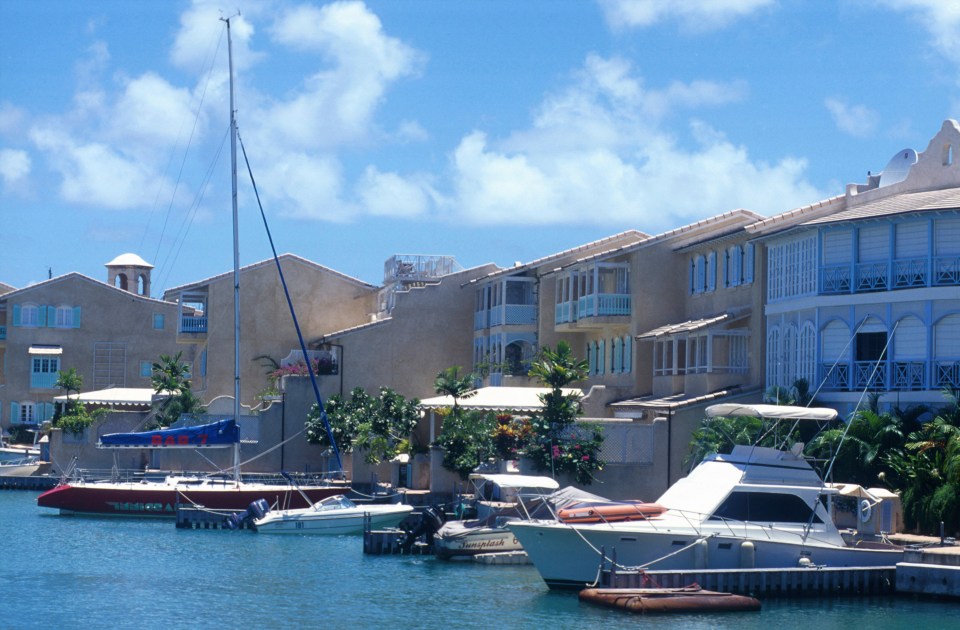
[491,414,533,460]
[271,356,338,380]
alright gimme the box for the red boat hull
[37,481,347,517]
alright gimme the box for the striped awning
[637,314,732,339]
[28,345,62,355]
[419,386,582,412]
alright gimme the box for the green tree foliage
[305,387,421,464]
[53,368,104,435]
[433,408,498,479]
[523,342,603,485]
[150,352,205,428]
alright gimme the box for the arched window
[934,314,960,388]
[766,326,781,388]
[798,322,816,385]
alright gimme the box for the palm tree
[434,366,476,422]
[527,340,588,389]
[151,352,204,427]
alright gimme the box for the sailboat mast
[225,15,241,483]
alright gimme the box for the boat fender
[859,499,872,523]
[739,541,755,569]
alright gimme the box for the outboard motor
[226,498,272,530]
[400,504,446,552]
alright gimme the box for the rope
[236,131,343,473]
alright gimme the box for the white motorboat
[0,456,43,477]
[433,473,560,559]
[508,404,906,589]
[253,495,414,535]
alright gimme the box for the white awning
[28,345,62,355]
[705,403,838,422]
[53,387,166,407]
[637,310,750,339]
[419,386,582,412]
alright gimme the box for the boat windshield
[313,495,356,511]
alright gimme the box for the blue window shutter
[12,304,20,326]
[73,306,82,328]
[38,305,48,327]
[11,402,19,423]
[745,244,755,283]
[201,349,207,377]
[625,336,632,373]
[41,402,54,421]
[707,252,717,291]
[722,250,729,287]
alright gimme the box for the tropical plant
[763,378,813,406]
[53,368,103,435]
[523,341,603,485]
[305,387,421,464]
[433,366,477,421]
[150,352,205,428]
[433,408,498,479]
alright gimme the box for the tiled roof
[800,187,960,226]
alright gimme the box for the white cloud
[170,0,264,74]
[0,103,27,136]
[599,0,774,32]
[444,55,819,229]
[108,73,202,155]
[357,166,432,218]
[255,1,425,150]
[876,0,960,67]
[29,126,173,209]
[0,149,31,187]
[824,98,880,138]
[256,151,357,222]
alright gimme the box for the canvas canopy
[99,418,239,449]
[469,473,560,491]
[705,403,838,422]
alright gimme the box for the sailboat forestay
[37,16,347,517]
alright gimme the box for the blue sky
[2,0,959,296]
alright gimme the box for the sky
[2,0,960,297]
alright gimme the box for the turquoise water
[2,490,957,629]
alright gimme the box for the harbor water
[2,491,957,629]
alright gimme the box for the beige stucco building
[0,256,180,432]
[161,253,380,413]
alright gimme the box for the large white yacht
[508,404,905,589]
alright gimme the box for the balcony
[819,359,960,391]
[489,304,537,328]
[821,255,960,295]
[179,315,208,334]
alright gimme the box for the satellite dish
[878,148,917,187]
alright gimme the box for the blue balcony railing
[822,256,959,295]
[819,359,960,391]
[179,316,208,333]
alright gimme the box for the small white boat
[253,495,414,535]
[0,457,43,477]
[434,473,565,560]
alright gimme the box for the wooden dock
[175,506,251,530]
[601,565,897,596]
[363,528,432,555]
[0,475,59,491]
